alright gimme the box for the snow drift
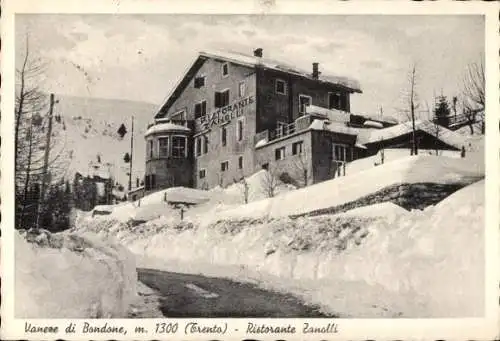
[191,155,483,225]
[15,230,137,318]
[74,154,484,317]
[76,179,484,317]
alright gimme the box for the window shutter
[215,92,221,108]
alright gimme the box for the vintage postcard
[1,0,499,340]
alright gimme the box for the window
[237,118,244,141]
[275,147,286,160]
[215,89,230,108]
[151,174,156,189]
[221,126,227,146]
[238,156,243,169]
[329,92,348,111]
[333,144,350,162]
[172,136,187,158]
[158,137,169,157]
[203,135,208,154]
[239,81,246,97]
[194,100,207,118]
[199,169,206,179]
[148,140,154,159]
[194,76,206,88]
[195,137,202,157]
[277,121,287,137]
[292,141,303,155]
[275,79,286,95]
[145,175,150,190]
[221,161,229,172]
[262,163,269,170]
[299,95,312,115]
[222,63,229,77]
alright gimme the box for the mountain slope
[53,94,158,191]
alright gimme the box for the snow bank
[201,155,483,223]
[140,186,211,206]
[100,170,295,225]
[76,180,484,317]
[346,148,461,175]
[15,230,137,318]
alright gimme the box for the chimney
[312,62,320,80]
[253,48,263,58]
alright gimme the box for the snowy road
[137,268,333,317]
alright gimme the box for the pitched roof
[155,50,362,118]
[200,50,362,93]
[356,120,466,149]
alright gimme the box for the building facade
[140,49,460,196]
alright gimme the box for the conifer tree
[434,95,451,127]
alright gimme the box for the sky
[15,14,484,120]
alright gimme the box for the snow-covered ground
[189,154,483,225]
[100,154,482,229]
[77,179,484,317]
[15,229,139,318]
[99,170,296,223]
[346,148,461,175]
[74,153,485,317]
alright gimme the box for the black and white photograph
[2,1,499,340]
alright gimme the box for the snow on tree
[434,95,451,127]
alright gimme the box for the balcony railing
[270,122,297,140]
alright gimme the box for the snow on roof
[306,105,351,123]
[359,112,399,125]
[255,139,268,148]
[357,120,466,149]
[145,122,190,137]
[200,50,362,93]
[319,120,360,136]
[306,105,398,126]
[363,120,384,129]
[79,164,112,180]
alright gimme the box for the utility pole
[128,116,134,192]
[409,66,418,156]
[36,93,56,230]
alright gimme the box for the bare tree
[408,65,419,155]
[260,168,279,198]
[15,37,69,230]
[234,175,249,204]
[462,59,485,134]
[292,152,310,187]
[15,37,46,171]
[397,64,422,155]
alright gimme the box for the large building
[140,48,460,196]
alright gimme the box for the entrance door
[332,144,350,177]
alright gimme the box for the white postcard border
[1,1,499,340]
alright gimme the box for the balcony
[269,122,297,140]
[254,115,315,147]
